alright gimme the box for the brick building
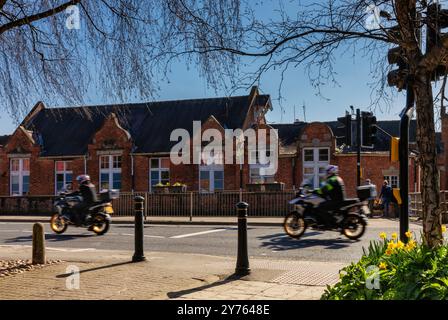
[0,87,445,197]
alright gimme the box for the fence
[113,191,296,217]
[0,196,54,215]
[409,191,448,222]
[2,191,448,219]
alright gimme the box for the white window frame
[302,147,330,189]
[55,161,73,195]
[149,158,170,192]
[10,158,30,196]
[384,175,399,189]
[248,147,274,183]
[199,164,224,193]
[99,155,122,191]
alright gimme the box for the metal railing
[112,191,296,217]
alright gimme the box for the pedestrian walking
[378,180,393,217]
[365,179,374,215]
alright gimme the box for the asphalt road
[0,219,422,263]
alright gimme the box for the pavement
[0,215,423,300]
[0,245,344,300]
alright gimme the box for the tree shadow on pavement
[258,232,354,251]
[167,274,245,299]
[56,261,135,278]
[4,233,95,243]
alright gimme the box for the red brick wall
[134,155,150,192]
[335,154,417,197]
[0,109,436,197]
[87,114,133,192]
[0,128,42,196]
[276,157,295,189]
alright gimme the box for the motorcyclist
[67,174,98,227]
[314,165,346,226]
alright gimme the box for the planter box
[246,184,265,192]
[168,185,187,193]
[264,183,285,192]
[153,185,187,194]
[153,186,169,194]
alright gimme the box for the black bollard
[235,202,250,276]
[132,196,146,262]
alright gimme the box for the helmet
[76,174,90,184]
[325,165,338,178]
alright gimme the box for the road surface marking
[121,233,165,238]
[46,247,97,252]
[0,229,21,232]
[170,228,227,239]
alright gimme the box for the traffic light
[361,111,377,148]
[426,3,448,80]
[337,114,352,146]
[387,46,408,90]
[390,137,399,162]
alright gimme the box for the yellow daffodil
[379,262,387,270]
[406,240,417,251]
[391,232,398,240]
[385,249,393,256]
[396,241,405,249]
[379,232,387,240]
[387,241,396,250]
[405,231,413,239]
[442,225,447,233]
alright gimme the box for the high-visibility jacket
[316,175,346,202]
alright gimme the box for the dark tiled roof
[271,122,307,146]
[0,135,10,146]
[25,95,269,156]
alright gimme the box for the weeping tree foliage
[0,0,446,246]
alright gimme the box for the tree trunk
[414,75,443,247]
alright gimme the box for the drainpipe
[292,157,296,190]
[131,154,135,193]
[84,155,87,174]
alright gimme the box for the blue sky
[0,0,409,135]
[0,53,407,135]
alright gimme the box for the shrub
[321,229,448,300]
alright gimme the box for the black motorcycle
[283,185,376,240]
[50,190,118,235]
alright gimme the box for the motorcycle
[50,190,118,236]
[283,183,376,240]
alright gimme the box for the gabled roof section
[24,94,263,156]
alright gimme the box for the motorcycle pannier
[100,189,120,202]
[356,185,377,201]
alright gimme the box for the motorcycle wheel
[91,215,110,235]
[50,213,68,234]
[342,213,366,240]
[283,212,307,239]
